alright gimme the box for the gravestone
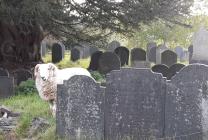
[161,50,177,67]
[165,64,208,139]
[41,41,47,57]
[151,64,169,78]
[131,48,146,66]
[181,50,189,62]
[105,68,166,140]
[146,42,157,58]
[57,75,104,139]
[107,41,120,51]
[0,68,9,77]
[149,47,157,63]
[12,69,33,85]
[0,76,14,98]
[174,46,184,60]
[71,47,82,62]
[52,43,64,63]
[156,44,168,64]
[98,52,121,74]
[188,45,193,63]
[167,63,185,80]
[192,27,208,65]
[88,51,103,71]
[58,42,66,59]
[114,46,129,66]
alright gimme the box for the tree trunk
[0,20,44,71]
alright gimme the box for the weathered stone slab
[149,47,157,63]
[88,51,103,71]
[146,42,157,58]
[0,76,14,98]
[56,75,104,140]
[161,50,177,67]
[114,46,129,66]
[165,64,208,140]
[151,64,169,78]
[98,52,121,74]
[12,69,33,85]
[105,68,166,140]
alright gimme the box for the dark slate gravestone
[130,48,146,66]
[188,45,193,63]
[52,43,64,63]
[0,76,14,98]
[98,52,121,74]
[57,75,104,140]
[174,46,184,60]
[151,64,169,78]
[156,44,169,64]
[88,51,103,71]
[105,68,166,140]
[0,68,9,77]
[165,64,208,140]
[167,63,185,80]
[114,46,129,66]
[12,69,33,85]
[149,46,157,63]
[107,41,120,51]
[146,42,157,58]
[161,50,177,67]
[71,47,82,62]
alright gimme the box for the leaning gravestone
[0,68,9,77]
[0,76,14,98]
[98,52,121,74]
[52,43,64,63]
[167,63,185,80]
[57,75,104,140]
[149,46,157,63]
[107,41,120,51]
[174,46,184,60]
[105,68,166,140]
[114,46,129,66]
[161,50,177,67]
[146,42,157,58]
[12,69,33,85]
[88,51,103,71]
[192,27,208,65]
[151,64,169,78]
[165,64,208,140]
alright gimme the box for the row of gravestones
[0,68,33,98]
[56,64,208,140]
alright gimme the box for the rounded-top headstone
[114,46,129,66]
[71,47,82,62]
[52,43,63,63]
[161,50,177,67]
[151,64,169,78]
[0,68,9,77]
[107,41,120,51]
[131,48,146,63]
[98,52,121,74]
[167,63,185,80]
[88,51,103,71]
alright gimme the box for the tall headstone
[98,52,121,74]
[165,64,208,139]
[161,50,177,67]
[114,46,129,66]
[107,41,120,51]
[57,75,104,139]
[149,47,157,63]
[88,51,103,71]
[146,42,157,58]
[156,44,168,64]
[0,76,14,98]
[52,43,64,63]
[12,69,33,85]
[105,68,166,140]
[167,63,185,80]
[0,68,9,77]
[151,64,169,78]
[192,27,208,65]
[174,46,184,60]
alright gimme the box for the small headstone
[57,75,104,139]
[131,48,146,65]
[114,46,129,66]
[107,41,120,51]
[146,42,157,58]
[12,69,33,85]
[156,44,168,64]
[98,52,121,74]
[165,64,208,139]
[105,68,166,139]
[151,64,169,78]
[52,43,64,63]
[71,47,82,62]
[149,47,157,63]
[88,51,103,71]
[192,27,208,64]
[161,50,177,67]
[167,63,185,80]
[0,76,14,98]
[174,46,184,60]
[0,68,9,77]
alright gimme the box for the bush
[15,79,37,95]
[90,71,106,83]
